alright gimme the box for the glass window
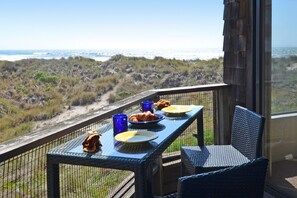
[271,0,297,114]
[266,0,297,196]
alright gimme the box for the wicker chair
[181,105,265,175]
[156,157,268,198]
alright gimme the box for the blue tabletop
[56,105,203,160]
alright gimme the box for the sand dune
[34,82,120,129]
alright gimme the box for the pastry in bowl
[129,111,159,122]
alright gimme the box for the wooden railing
[0,83,230,198]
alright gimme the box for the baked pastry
[129,111,159,122]
[155,99,171,110]
[82,130,102,153]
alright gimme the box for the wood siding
[223,0,253,109]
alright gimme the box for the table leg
[197,108,204,146]
[134,163,153,198]
[47,156,60,198]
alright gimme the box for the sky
[0,0,224,50]
[272,0,297,47]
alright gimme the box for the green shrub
[0,98,19,115]
[34,70,60,85]
[71,92,96,106]
[0,122,33,142]
[108,94,116,104]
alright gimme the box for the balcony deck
[0,83,274,197]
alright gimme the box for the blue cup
[113,114,128,136]
[141,100,154,113]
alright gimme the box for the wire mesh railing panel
[0,118,110,198]
[59,165,132,198]
[159,91,214,155]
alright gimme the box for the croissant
[155,99,171,110]
[82,130,102,152]
[129,111,158,122]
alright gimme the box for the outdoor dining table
[47,105,204,198]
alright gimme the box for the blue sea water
[272,47,297,58]
[0,47,296,62]
[0,48,224,62]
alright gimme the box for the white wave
[33,52,48,55]
[91,56,111,62]
[0,55,35,61]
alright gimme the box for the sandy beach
[34,82,120,130]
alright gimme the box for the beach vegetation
[0,55,225,142]
[271,56,297,113]
[71,92,97,106]
[34,70,60,85]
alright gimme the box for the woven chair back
[231,105,265,160]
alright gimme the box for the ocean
[272,47,297,58]
[0,48,224,62]
[0,47,296,62]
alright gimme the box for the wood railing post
[213,86,231,145]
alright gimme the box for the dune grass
[0,55,224,142]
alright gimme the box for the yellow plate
[161,105,192,114]
[115,131,158,143]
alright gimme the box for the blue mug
[113,114,128,136]
[141,100,154,113]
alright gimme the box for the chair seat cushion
[181,145,250,174]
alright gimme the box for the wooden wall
[223,0,253,109]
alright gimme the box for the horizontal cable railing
[0,83,229,198]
